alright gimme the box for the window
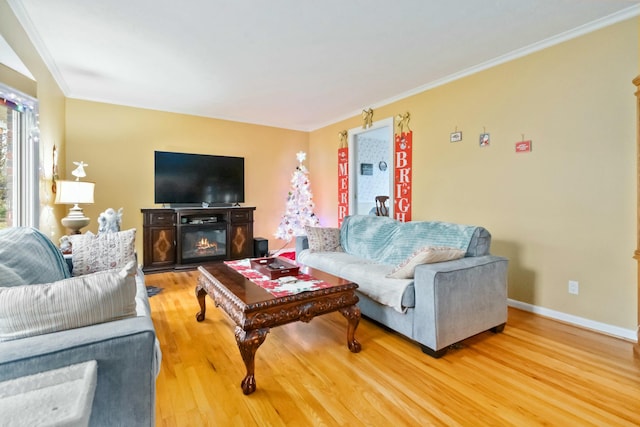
[0,83,39,229]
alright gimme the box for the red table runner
[224,259,335,297]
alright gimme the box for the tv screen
[154,151,245,205]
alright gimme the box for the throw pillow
[71,228,136,276]
[305,226,343,252]
[0,261,137,342]
[386,246,465,279]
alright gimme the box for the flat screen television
[154,151,245,206]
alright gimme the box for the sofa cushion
[0,227,70,287]
[386,246,465,279]
[298,250,414,312]
[338,261,414,312]
[339,215,397,263]
[466,227,492,257]
[71,229,136,276]
[0,261,137,342]
[339,215,481,265]
[304,226,343,252]
[298,250,369,276]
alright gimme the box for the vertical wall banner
[394,131,412,222]
[337,145,349,227]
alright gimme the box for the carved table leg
[339,304,362,353]
[195,285,207,322]
[235,327,269,395]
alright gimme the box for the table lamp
[55,179,95,234]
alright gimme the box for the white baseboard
[507,299,638,343]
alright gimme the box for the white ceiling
[4,0,640,131]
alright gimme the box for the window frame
[0,83,39,228]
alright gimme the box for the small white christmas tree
[275,151,320,242]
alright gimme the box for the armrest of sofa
[296,236,310,256]
[412,255,508,351]
[0,315,158,426]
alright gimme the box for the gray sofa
[0,227,160,426]
[296,215,508,357]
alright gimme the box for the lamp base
[61,204,90,234]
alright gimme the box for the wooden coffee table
[195,262,361,395]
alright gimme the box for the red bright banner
[337,146,349,227]
[394,131,412,222]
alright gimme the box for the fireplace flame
[196,237,218,253]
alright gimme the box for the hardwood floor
[147,269,640,426]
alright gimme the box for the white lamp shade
[55,180,95,205]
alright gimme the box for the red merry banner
[337,146,349,227]
[394,131,412,222]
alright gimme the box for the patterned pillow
[71,229,136,276]
[386,246,465,279]
[0,261,137,342]
[304,226,343,252]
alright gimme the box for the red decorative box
[250,257,300,279]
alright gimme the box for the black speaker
[254,237,268,257]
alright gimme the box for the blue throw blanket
[340,215,478,266]
[0,227,70,287]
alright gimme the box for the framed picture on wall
[450,131,462,142]
[360,163,373,175]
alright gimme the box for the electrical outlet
[568,280,579,295]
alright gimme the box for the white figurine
[98,208,123,234]
[59,235,72,254]
[71,161,88,180]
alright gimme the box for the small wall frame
[360,163,373,175]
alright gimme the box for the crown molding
[313,4,640,132]
[7,0,70,95]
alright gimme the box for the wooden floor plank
[146,270,640,426]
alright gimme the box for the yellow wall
[0,63,36,97]
[2,0,638,332]
[311,18,639,331]
[0,0,66,239]
[64,100,309,256]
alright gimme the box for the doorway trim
[347,117,394,217]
